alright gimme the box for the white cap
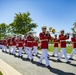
[41,26,47,29]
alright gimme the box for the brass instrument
[8,36,12,45]
[45,31,50,36]
[49,27,72,36]
[34,36,39,41]
[49,27,56,34]
[49,27,53,32]
[72,33,76,40]
[10,39,13,45]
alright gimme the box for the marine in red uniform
[1,36,7,52]
[24,38,28,54]
[32,36,39,56]
[3,37,8,53]
[17,34,24,58]
[7,36,13,54]
[12,35,17,56]
[26,32,34,62]
[0,39,2,49]
[2,37,5,52]
[57,30,70,63]
[39,26,52,69]
[69,33,76,60]
[1,37,5,52]
[52,34,59,57]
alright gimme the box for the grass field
[48,46,73,54]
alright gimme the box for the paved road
[0,49,76,75]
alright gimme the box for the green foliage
[0,12,38,39]
[71,21,76,33]
[0,23,7,39]
[9,12,38,35]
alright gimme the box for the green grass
[0,71,3,75]
[48,46,72,54]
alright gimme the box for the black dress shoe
[69,58,74,60]
[11,53,13,55]
[14,54,16,57]
[20,55,23,58]
[48,56,50,59]
[18,55,20,58]
[5,51,7,53]
[30,59,33,62]
[37,52,39,55]
[51,55,55,57]
[9,53,12,55]
[66,61,71,64]
[26,58,30,60]
[36,54,38,57]
[39,63,43,65]
[46,66,52,69]
[57,59,62,62]
[25,52,26,54]
[2,50,4,52]
[32,54,34,56]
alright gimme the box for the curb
[0,59,23,75]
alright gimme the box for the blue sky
[0,0,76,36]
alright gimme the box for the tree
[9,12,38,35]
[0,23,7,39]
[71,21,76,33]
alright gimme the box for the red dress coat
[59,35,69,48]
[54,38,59,47]
[71,37,76,48]
[33,40,38,47]
[3,39,7,46]
[17,38,24,47]
[39,32,51,49]
[24,39,27,47]
[26,36,34,48]
[12,38,17,46]
[7,39,12,46]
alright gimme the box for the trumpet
[45,31,50,36]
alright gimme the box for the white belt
[40,39,48,42]
[54,42,58,43]
[18,42,23,43]
[72,42,76,43]
[60,40,66,42]
[40,41,48,42]
[27,41,32,42]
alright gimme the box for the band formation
[0,26,76,69]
